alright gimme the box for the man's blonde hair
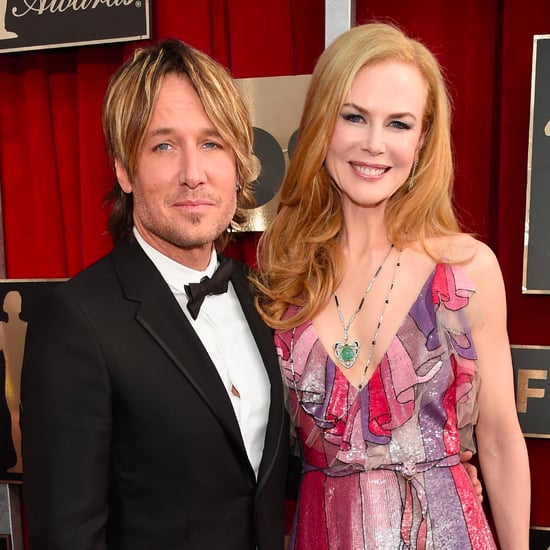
[102,39,260,249]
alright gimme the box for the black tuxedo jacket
[21,239,288,550]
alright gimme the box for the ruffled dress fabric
[275,264,497,550]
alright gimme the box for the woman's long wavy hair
[102,39,259,251]
[253,22,461,330]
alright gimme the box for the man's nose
[178,149,206,187]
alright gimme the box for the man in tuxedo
[21,39,288,550]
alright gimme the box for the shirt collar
[132,227,218,292]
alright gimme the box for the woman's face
[325,60,427,211]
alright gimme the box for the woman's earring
[408,159,419,191]
[236,183,242,193]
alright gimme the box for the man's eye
[155,143,172,151]
[203,141,220,150]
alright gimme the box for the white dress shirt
[133,229,270,478]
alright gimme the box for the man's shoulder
[223,254,256,294]
[48,242,142,307]
[23,249,121,328]
[223,254,249,273]
[66,239,147,289]
[63,248,118,292]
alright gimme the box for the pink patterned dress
[275,265,497,549]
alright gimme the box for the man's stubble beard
[137,203,235,251]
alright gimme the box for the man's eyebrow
[145,127,223,139]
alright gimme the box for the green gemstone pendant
[334,340,360,369]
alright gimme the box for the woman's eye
[389,120,411,130]
[343,113,364,123]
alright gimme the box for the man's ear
[115,159,133,194]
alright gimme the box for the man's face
[116,73,238,269]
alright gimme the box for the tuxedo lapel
[111,241,249,465]
[229,261,286,490]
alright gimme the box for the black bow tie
[184,256,233,320]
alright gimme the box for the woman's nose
[361,126,385,155]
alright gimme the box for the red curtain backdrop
[0,0,325,278]
[1,0,548,540]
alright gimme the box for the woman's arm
[466,240,530,550]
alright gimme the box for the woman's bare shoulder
[418,234,497,267]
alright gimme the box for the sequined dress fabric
[275,264,497,549]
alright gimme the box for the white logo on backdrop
[0,0,17,39]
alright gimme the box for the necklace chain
[333,243,394,369]
[288,248,402,425]
[356,249,402,389]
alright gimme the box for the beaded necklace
[356,249,401,389]
[333,243,394,369]
[288,248,402,423]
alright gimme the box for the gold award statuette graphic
[235,75,311,231]
[0,280,64,482]
[0,291,25,474]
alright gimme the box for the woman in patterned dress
[253,22,530,550]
